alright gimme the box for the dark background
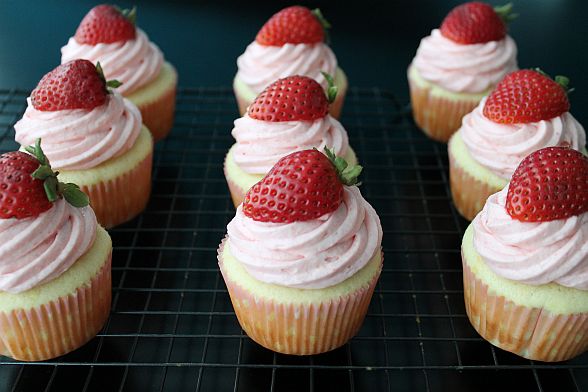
[0,0,587,124]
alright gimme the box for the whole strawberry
[483,69,571,124]
[506,147,588,222]
[75,4,136,45]
[440,2,516,44]
[242,147,362,223]
[0,140,89,220]
[248,73,337,122]
[256,6,330,46]
[31,60,121,112]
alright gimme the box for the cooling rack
[0,87,586,392]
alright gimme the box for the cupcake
[225,74,357,207]
[0,141,112,362]
[462,147,588,362]
[61,4,177,141]
[219,148,382,355]
[14,60,153,228]
[408,2,518,142]
[449,69,586,220]
[234,6,347,118]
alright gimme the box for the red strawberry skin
[483,69,570,124]
[0,152,52,220]
[31,60,108,112]
[440,2,506,44]
[256,6,324,46]
[506,147,588,222]
[243,149,343,223]
[75,4,136,45]
[248,76,329,122]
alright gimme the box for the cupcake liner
[218,239,382,355]
[448,143,502,221]
[0,253,112,362]
[408,68,482,143]
[81,148,153,228]
[223,156,248,208]
[462,253,588,362]
[134,82,177,142]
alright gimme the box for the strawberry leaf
[62,183,90,208]
[311,8,331,44]
[494,3,518,24]
[321,71,338,104]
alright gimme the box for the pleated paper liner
[408,66,483,143]
[463,260,588,361]
[0,253,112,362]
[448,143,504,221]
[218,239,382,355]
[128,62,178,142]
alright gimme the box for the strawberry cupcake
[219,148,382,355]
[234,6,347,118]
[61,4,177,141]
[225,75,357,207]
[0,141,112,362]
[462,147,588,362]
[449,69,586,220]
[408,2,518,142]
[14,60,153,228]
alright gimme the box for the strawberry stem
[494,3,518,24]
[26,138,90,208]
[321,71,338,104]
[96,62,122,93]
[323,147,362,186]
[312,8,331,44]
[116,5,137,25]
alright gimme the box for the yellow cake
[58,126,154,228]
[224,145,358,207]
[462,224,588,361]
[219,239,382,355]
[0,227,112,362]
[127,62,177,141]
[234,67,348,119]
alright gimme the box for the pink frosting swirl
[14,93,142,170]
[226,186,382,289]
[236,41,337,95]
[461,98,587,179]
[412,29,517,93]
[61,29,164,95]
[231,114,349,174]
[473,188,588,290]
[0,200,97,293]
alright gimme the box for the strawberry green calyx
[534,68,574,94]
[115,5,137,24]
[96,62,123,92]
[323,147,362,186]
[312,8,331,44]
[25,139,90,208]
[321,71,338,104]
[494,3,517,24]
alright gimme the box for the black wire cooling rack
[0,87,586,392]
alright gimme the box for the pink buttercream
[14,93,142,170]
[61,29,164,95]
[231,114,349,174]
[460,98,586,179]
[473,188,588,290]
[412,29,517,94]
[236,41,337,95]
[226,186,382,289]
[0,200,97,293]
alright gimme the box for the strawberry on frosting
[14,60,142,170]
[0,141,95,293]
[460,69,586,179]
[236,6,337,95]
[227,148,382,289]
[231,75,349,174]
[473,147,588,289]
[411,2,518,94]
[61,5,163,95]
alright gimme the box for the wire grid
[0,87,586,392]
